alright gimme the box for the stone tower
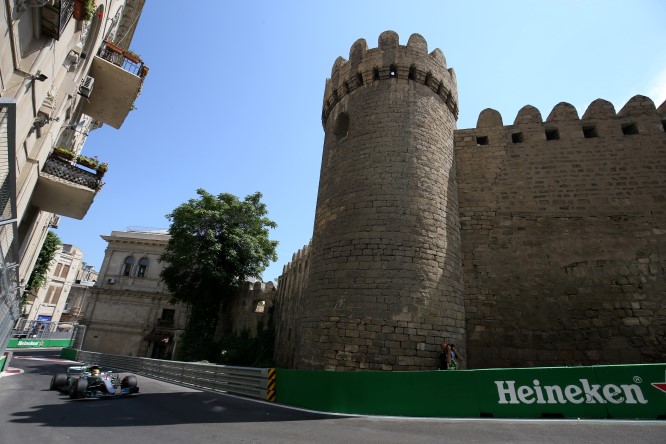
[296,31,465,370]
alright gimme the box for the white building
[0,0,148,353]
[82,229,189,359]
[22,243,92,323]
[16,242,96,337]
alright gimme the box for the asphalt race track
[1,350,665,444]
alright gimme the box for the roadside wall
[277,363,666,419]
[455,97,666,368]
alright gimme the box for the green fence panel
[7,338,73,348]
[472,366,609,419]
[277,369,480,417]
[0,355,6,372]
[592,364,666,419]
[59,348,79,361]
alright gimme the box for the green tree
[160,189,278,361]
[23,231,62,314]
[25,231,61,293]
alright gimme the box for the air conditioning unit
[79,76,94,98]
[50,215,60,228]
[107,278,115,284]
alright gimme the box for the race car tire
[69,377,88,399]
[50,373,67,390]
[121,375,137,388]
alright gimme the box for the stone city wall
[455,96,666,368]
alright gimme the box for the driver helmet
[90,366,101,376]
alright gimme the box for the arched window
[137,257,149,278]
[253,300,266,313]
[122,256,134,276]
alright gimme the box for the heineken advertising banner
[277,363,666,419]
[7,338,73,349]
[474,364,666,419]
[593,364,666,419]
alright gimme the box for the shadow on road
[6,350,347,427]
[9,389,344,427]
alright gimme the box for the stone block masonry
[456,97,666,368]
[294,31,465,371]
[272,31,666,371]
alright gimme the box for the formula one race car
[49,364,139,399]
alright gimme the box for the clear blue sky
[55,0,666,283]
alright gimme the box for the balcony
[32,156,103,220]
[41,0,74,40]
[155,318,175,328]
[82,42,149,129]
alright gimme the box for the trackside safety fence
[61,349,665,419]
[68,349,276,401]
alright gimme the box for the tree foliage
[25,230,61,293]
[160,189,278,361]
[217,307,275,367]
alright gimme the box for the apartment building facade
[0,0,148,354]
[81,229,189,359]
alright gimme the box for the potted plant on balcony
[123,49,141,64]
[51,146,76,161]
[103,40,124,55]
[73,0,95,21]
[76,154,99,170]
[96,162,108,177]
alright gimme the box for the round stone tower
[297,31,465,371]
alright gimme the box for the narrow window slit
[476,136,489,146]
[408,65,416,81]
[583,126,598,138]
[621,123,638,135]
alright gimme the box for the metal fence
[0,100,20,358]
[11,319,80,341]
[75,350,276,401]
[42,156,101,190]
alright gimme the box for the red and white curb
[0,367,23,378]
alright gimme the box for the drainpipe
[32,5,41,39]
[3,0,20,71]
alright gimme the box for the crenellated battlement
[456,95,666,147]
[321,30,458,126]
[275,29,666,371]
[281,242,311,275]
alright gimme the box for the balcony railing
[33,156,102,219]
[156,318,175,327]
[83,42,149,129]
[41,0,75,40]
[42,156,101,190]
[97,42,149,79]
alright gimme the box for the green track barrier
[473,366,607,419]
[277,364,666,420]
[60,348,79,361]
[593,364,666,419]
[7,338,73,348]
[0,355,6,372]
[277,369,480,417]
